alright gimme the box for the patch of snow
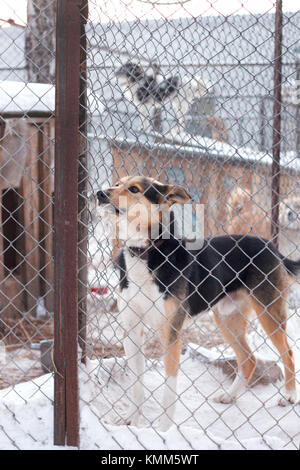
[0,339,299,449]
[36,297,52,319]
[0,341,6,364]
[0,81,103,116]
[110,131,300,172]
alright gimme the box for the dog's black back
[119,234,297,316]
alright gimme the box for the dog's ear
[165,185,192,205]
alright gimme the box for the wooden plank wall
[111,145,298,240]
[38,120,54,313]
[20,122,40,313]
[6,118,54,317]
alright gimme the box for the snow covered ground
[1,213,300,452]
[0,324,299,450]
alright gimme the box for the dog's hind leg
[250,295,297,406]
[158,297,185,431]
[213,290,257,404]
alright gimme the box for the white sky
[0,0,299,26]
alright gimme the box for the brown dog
[97,176,298,430]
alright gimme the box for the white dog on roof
[115,61,209,134]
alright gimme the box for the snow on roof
[0,26,26,71]
[89,12,300,69]
[2,14,300,74]
[0,80,55,116]
[162,132,300,172]
[86,12,300,155]
[0,81,104,116]
[108,131,300,173]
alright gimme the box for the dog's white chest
[117,79,141,107]
[119,251,164,330]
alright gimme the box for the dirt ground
[0,312,54,389]
[0,313,54,348]
[0,298,224,389]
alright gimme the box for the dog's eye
[128,186,139,194]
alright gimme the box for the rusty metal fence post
[54,0,85,448]
[271,0,283,247]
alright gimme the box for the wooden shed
[0,81,54,317]
[109,133,300,255]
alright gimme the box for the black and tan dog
[97,176,298,431]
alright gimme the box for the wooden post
[0,190,4,284]
[0,118,5,282]
[38,120,54,313]
[54,0,83,448]
[271,0,283,248]
[20,123,41,314]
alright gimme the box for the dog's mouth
[111,204,121,215]
[99,201,121,215]
[96,190,121,215]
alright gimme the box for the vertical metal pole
[271,0,283,248]
[54,0,82,447]
[295,53,300,158]
[259,97,265,152]
[78,1,88,365]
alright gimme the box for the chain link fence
[0,0,300,450]
[0,0,55,449]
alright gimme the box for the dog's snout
[97,190,109,204]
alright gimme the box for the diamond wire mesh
[0,0,55,449]
[79,0,300,450]
[0,0,299,451]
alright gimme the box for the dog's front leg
[158,298,185,432]
[123,319,145,427]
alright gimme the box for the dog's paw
[158,416,173,432]
[213,391,236,404]
[278,389,298,407]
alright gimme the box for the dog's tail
[282,256,300,278]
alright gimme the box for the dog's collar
[127,239,165,260]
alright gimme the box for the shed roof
[88,11,300,98]
[0,80,54,117]
[0,26,26,82]
[108,131,300,173]
[89,11,300,68]
[0,81,103,117]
